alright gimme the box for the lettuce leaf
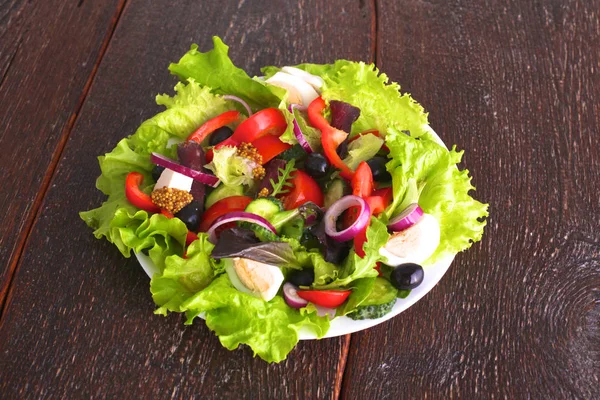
[266,61,428,137]
[385,128,489,264]
[205,145,257,187]
[179,275,330,363]
[280,237,339,285]
[151,234,219,315]
[169,37,285,110]
[279,107,323,152]
[343,133,384,170]
[80,80,230,264]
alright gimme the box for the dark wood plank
[0,0,125,306]
[0,0,374,398]
[342,0,600,398]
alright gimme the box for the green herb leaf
[269,159,296,197]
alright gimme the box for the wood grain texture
[0,0,124,307]
[342,0,600,398]
[0,0,374,398]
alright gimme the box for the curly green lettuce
[385,128,489,264]
[80,79,231,269]
[178,275,330,363]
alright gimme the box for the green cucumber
[324,179,349,208]
[245,197,284,221]
[205,184,244,209]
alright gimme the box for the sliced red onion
[324,195,371,242]
[223,95,253,116]
[151,152,219,187]
[387,203,424,232]
[313,304,336,320]
[282,283,309,309]
[287,104,313,153]
[207,211,277,243]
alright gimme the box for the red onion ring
[324,195,371,242]
[282,283,309,309]
[151,152,219,187]
[223,95,253,116]
[287,104,313,153]
[207,211,277,243]
[387,203,424,232]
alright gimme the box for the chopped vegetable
[347,299,395,320]
[198,195,253,232]
[323,195,370,242]
[252,134,292,164]
[387,203,424,232]
[125,172,161,213]
[187,110,240,144]
[206,211,277,243]
[216,108,287,149]
[296,289,352,308]
[281,170,324,210]
[307,97,353,180]
[151,152,219,187]
[282,283,309,309]
[267,159,296,197]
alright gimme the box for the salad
[80,37,488,363]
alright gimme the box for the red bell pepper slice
[160,210,174,218]
[372,187,393,206]
[186,231,199,246]
[187,110,240,144]
[351,161,374,198]
[296,289,352,308]
[347,162,377,258]
[252,134,292,164]
[307,97,353,180]
[344,161,374,229]
[216,108,287,149]
[198,195,253,232]
[125,172,161,213]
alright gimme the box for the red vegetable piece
[216,108,287,149]
[186,231,199,246]
[307,97,353,180]
[344,161,374,227]
[187,110,240,144]
[296,289,352,308]
[281,170,324,210]
[125,172,161,213]
[252,135,292,164]
[198,195,253,232]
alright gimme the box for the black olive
[304,153,330,179]
[174,201,202,232]
[287,269,315,287]
[366,156,391,182]
[209,126,234,146]
[151,165,165,182]
[336,139,349,159]
[390,263,424,290]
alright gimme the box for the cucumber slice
[205,184,245,209]
[324,179,349,208]
[245,197,284,221]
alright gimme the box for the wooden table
[1,1,598,398]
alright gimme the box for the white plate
[136,125,454,340]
